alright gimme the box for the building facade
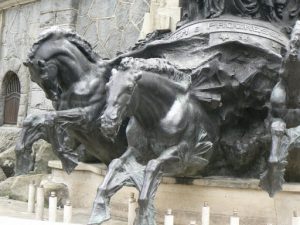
[0,0,157,127]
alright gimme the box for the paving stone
[0,197,127,225]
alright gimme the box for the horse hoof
[88,204,111,225]
[87,216,110,225]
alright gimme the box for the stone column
[202,202,210,225]
[35,185,45,220]
[0,11,2,38]
[140,0,181,39]
[164,209,174,225]
[48,191,57,222]
[0,11,4,126]
[40,0,80,30]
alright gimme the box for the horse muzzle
[100,116,121,140]
[46,92,58,101]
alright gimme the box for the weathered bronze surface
[15,1,300,224]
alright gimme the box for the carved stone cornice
[0,0,38,10]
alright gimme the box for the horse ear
[134,72,142,81]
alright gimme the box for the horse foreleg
[54,107,95,130]
[15,113,79,175]
[15,127,35,175]
[136,159,162,225]
[88,148,135,225]
[136,146,179,225]
[15,114,50,175]
[260,119,288,197]
[259,78,289,196]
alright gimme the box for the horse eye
[127,85,133,92]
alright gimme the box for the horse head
[23,26,107,102]
[24,58,61,101]
[101,68,142,139]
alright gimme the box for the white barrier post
[190,220,197,225]
[35,185,44,220]
[292,211,300,225]
[49,191,57,222]
[230,209,239,225]
[27,181,36,213]
[63,200,72,223]
[164,209,174,225]
[128,193,137,225]
[202,202,210,225]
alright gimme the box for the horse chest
[71,76,104,96]
[127,119,180,155]
[160,96,189,135]
[60,79,104,108]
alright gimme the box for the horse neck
[132,73,186,129]
[49,42,97,91]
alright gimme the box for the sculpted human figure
[231,0,287,19]
[203,0,225,18]
[259,20,300,196]
[178,0,225,24]
[232,0,260,16]
[274,0,287,18]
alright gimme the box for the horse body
[91,68,218,225]
[16,26,295,225]
[16,28,127,174]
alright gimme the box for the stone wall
[0,1,40,126]
[27,0,82,116]
[39,0,79,30]
[0,0,151,126]
[0,0,152,202]
[76,0,150,58]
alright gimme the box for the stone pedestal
[139,0,181,39]
[48,160,300,225]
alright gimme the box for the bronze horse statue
[15,27,203,175]
[15,21,300,225]
[90,60,219,225]
[15,27,128,174]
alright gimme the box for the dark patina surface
[15,1,300,224]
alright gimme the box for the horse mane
[27,26,100,64]
[118,57,191,84]
[118,57,223,108]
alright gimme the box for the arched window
[3,72,20,125]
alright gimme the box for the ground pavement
[0,197,126,225]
